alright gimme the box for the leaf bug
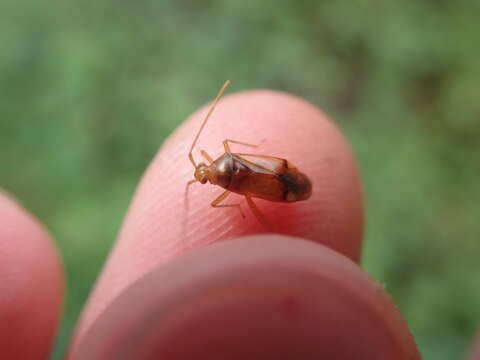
[185,80,312,230]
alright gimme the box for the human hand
[1,88,475,359]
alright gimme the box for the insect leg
[245,195,274,231]
[200,150,214,164]
[211,190,245,218]
[223,139,259,153]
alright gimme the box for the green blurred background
[1,1,479,359]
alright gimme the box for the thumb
[71,235,419,360]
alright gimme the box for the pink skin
[0,191,63,360]
[5,88,476,358]
[72,236,419,360]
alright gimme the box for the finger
[145,88,362,255]
[72,88,363,347]
[0,191,63,360]
[71,236,419,360]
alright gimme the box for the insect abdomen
[211,153,311,202]
[278,169,312,202]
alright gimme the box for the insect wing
[235,154,287,175]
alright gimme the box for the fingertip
[71,236,419,360]
[127,88,363,258]
[0,191,64,359]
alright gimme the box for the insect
[185,80,312,230]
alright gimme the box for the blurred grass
[0,1,479,359]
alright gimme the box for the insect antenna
[182,80,231,245]
[188,80,231,168]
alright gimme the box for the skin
[0,191,63,360]
[0,90,477,359]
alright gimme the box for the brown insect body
[185,80,312,231]
[197,152,312,202]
